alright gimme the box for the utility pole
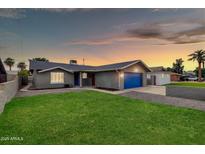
[83,58,85,65]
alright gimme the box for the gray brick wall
[0,75,18,113]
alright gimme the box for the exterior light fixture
[134,68,139,72]
[120,72,124,78]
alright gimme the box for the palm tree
[4,57,15,71]
[17,62,27,71]
[188,49,205,82]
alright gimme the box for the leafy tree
[188,49,205,82]
[4,57,15,71]
[166,67,173,72]
[32,57,49,62]
[172,58,184,74]
[17,62,27,71]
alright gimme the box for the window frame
[50,72,64,84]
[82,72,87,79]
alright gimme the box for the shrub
[18,70,29,86]
[18,70,29,77]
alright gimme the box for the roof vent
[70,60,77,65]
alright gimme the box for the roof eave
[120,60,151,72]
[38,66,74,73]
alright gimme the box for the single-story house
[29,59,151,90]
[147,66,171,85]
[0,58,7,83]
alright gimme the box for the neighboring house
[181,71,197,81]
[147,66,171,85]
[0,58,7,83]
[29,59,151,90]
[170,73,181,81]
[185,71,196,77]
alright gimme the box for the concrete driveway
[132,86,166,95]
[120,91,205,112]
[115,86,166,95]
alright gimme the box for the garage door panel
[124,73,142,89]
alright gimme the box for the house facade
[29,60,151,90]
[147,66,171,85]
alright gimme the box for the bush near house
[18,70,29,87]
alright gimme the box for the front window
[50,72,64,84]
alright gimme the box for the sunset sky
[0,8,205,70]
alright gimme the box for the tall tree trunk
[198,62,202,82]
[9,66,11,71]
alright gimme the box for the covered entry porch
[74,72,95,87]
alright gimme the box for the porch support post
[118,70,124,90]
[79,72,82,87]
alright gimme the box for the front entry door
[74,72,80,86]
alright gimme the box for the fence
[0,75,18,113]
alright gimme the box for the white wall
[147,72,171,85]
[155,73,170,85]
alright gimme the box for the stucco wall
[147,72,170,85]
[7,74,16,81]
[33,69,74,89]
[166,86,205,101]
[95,71,119,89]
[0,75,18,113]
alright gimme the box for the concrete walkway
[84,86,166,95]
[17,85,166,96]
[16,88,85,97]
[120,91,205,111]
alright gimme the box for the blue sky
[0,8,205,70]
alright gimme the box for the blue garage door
[124,73,142,89]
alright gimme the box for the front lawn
[167,82,205,88]
[0,91,205,144]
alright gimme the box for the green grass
[166,82,205,88]
[0,91,205,145]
